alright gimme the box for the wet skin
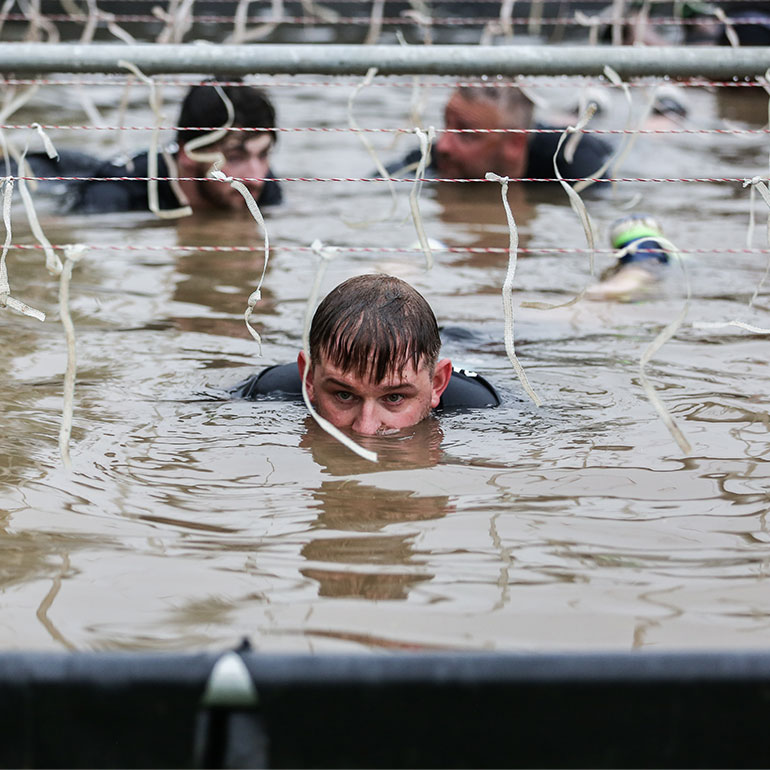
[297,351,453,436]
[433,92,527,180]
[177,133,273,211]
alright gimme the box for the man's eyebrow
[321,376,358,390]
[321,376,418,393]
[381,382,418,393]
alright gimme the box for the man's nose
[240,154,269,181]
[351,401,381,435]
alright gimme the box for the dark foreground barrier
[1,647,770,768]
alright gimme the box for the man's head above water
[297,274,453,436]
[174,80,277,211]
[434,85,534,180]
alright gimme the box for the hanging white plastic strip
[637,233,692,456]
[119,60,193,219]
[209,169,270,352]
[694,320,770,334]
[0,178,45,321]
[744,176,770,309]
[300,240,378,463]
[344,66,399,227]
[58,244,88,469]
[18,125,63,276]
[409,125,435,270]
[486,172,541,407]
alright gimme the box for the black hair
[175,78,276,149]
[309,274,441,383]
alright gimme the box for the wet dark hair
[175,78,276,149]
[309,274,441,383]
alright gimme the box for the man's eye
[384,393,405,404]
[336,391,354,402]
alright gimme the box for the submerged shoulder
[440,368,500,410]
[230,362,302,401]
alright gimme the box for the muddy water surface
[0,73,768,652]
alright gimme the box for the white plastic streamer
[299,0,339,24]
[160,81,237,210]
[364,0,385,45]
[0,0,16,39]
[401,9,433,45]
[747,70,770,254]
[227,0,281,44]
[743,176,770,309]
[603,67,658,196]
[714,6,740,47]
[344,67,399,226]
[300,240,378,463]
[182,83,235,165]
[499,0,515,38]
[409,125,435,269]
[485,172,541,407]
[119,60,192,219]
[637,233,692,456]
[529,107,596,310]
[574,10,601,46]
[0,83,40,180]
[572,65,637,197]
[553,110,595,275]
[209,169,270,351]
[0,178,45,321]
[693,320,770,334]
[58,243,88,469]
[18,126,63,276]
[153,0,195,44]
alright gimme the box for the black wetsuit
[22,148,282,214]
[390,122,611,181]
[231,362,500,410]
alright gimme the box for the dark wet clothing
[22,148,282,214]
[389,122,612,181]
[231,362,500,410]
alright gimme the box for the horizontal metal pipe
[0,42,768,78]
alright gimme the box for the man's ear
[500,133,529,177]
[430,358,453,408]
[297,351,315,401]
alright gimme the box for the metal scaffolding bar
[0,42,768,79]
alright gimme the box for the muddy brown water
[0,72,768,652]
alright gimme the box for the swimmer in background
[22,79,282,215]
[231,274,500,435]
[389,84,613,182]
[586,213,674,301]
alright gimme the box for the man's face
[183,133,273,210]
[434,92,508,179]
[298,352,452,436]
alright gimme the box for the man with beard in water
[389,84,611,182]
[231,274,500,435]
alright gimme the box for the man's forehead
[220,132,272,151]
[446,93,502,125]
[315,353,429,385]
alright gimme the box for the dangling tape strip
[209,169,270,352]
[119,60,193,219]
[300,240,378,463]
[486,172,541,407]
[409,125,435,270]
